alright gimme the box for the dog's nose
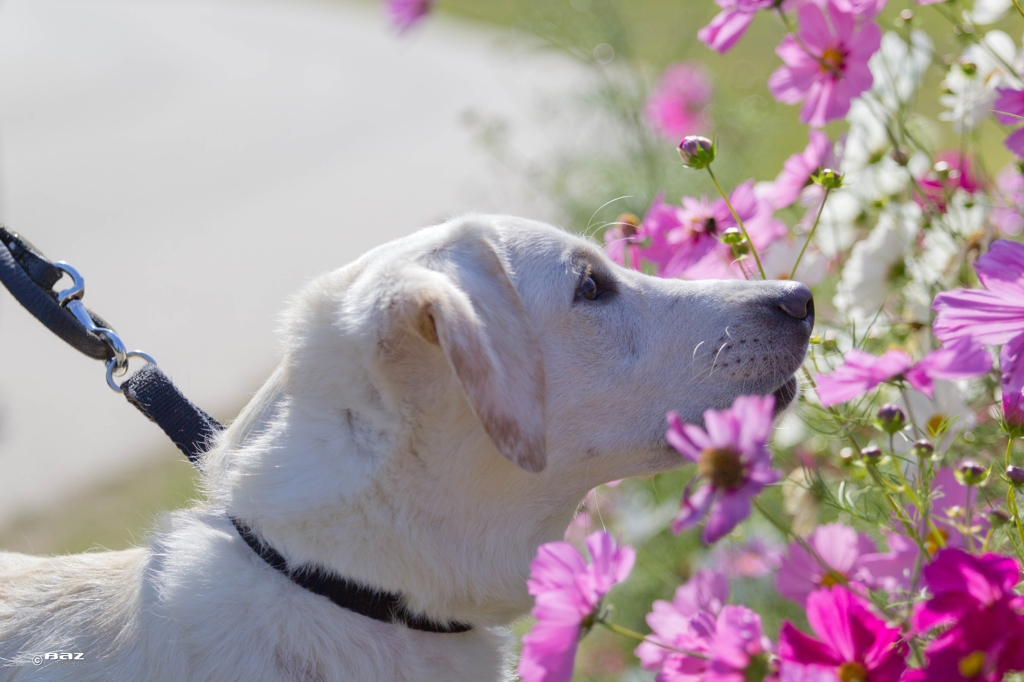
[777,283,814,320]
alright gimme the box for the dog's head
[211,215,811,620]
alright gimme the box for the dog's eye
[578,275,598,301]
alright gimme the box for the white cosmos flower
[969,0,1012,25]
[834,202,920,323]
[940,30,1021,132]
[898,380,975,449]
[870,30,933,111]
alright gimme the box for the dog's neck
[204,368,587,628]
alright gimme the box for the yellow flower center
[821,47,845,74]
[819,570,847,588]
[699,447,746,491]
[838,662,868,682]
[925,527,949,556]
[927,414,948,437]
[958,651,986,678]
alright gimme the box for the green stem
[965,484,976,553]
[706,166,766,279]
[1013,0,1024,20]
[1005,438,1024,549]
[596,619,708,659]
[790,187,830,280]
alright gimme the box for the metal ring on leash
[106,351,157,392]
[53,261,155,389]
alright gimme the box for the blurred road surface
[0,0,576,524]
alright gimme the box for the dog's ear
[397,232,547,472]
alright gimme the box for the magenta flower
[778,587,907,682]
[914,549,1023,633]
[933,240,1024,411]
[768,3,881,127]
[518,531,635,682]
[814,349,912,407]
[667,395,780,544]
[916,152,980,212]
[776,522,880,604]
[913,549,1024,682]
[645,63,712,140]
[605,192,675,272]
[993,166,1024,236]
[698,0,775,53]
[994,88,1024,158]
[385,0,435,31]
[815,339,991,407]
[636,570,729,672]
[770,130,835,209]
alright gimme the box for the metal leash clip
[52,261,156,392]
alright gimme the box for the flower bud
[678,136,716,170]
[988,508,1011,529]
[958,59,978,76]
[812,168,844,190]
[877,404,906,435]
[955,459,988,486]
[1003,389,1024,437]
[1006,465,1024,488]
[721,227,745,246]
[860,445,882,463]
[911,439,934,459]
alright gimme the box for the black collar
[230,516,473,634]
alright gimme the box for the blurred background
[0,1,1016,680]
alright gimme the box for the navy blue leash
[0,226,471,635]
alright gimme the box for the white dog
[0,215,812,681]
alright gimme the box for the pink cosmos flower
[645,63,712,140]
[768,3,881,127]
[992,166,1024,236]
[933,240,1024,412]
[916,152,980,212]
[913,549,1024,682]
[778,587,907,682]
[704,606,773,682]
[904,338,993,398]
[814,338,991,407]
[831,0,887,18]
[814,349,911,406]
[994,88,1024,158]
[667,395,780,544]
[678,182,789,280]
[616,183,768,279]
[518,531,635,682]
[698,0,775,54]
[770,130,835,209]
[713,538,782,578]
[385,0,435,31]
[776,522,879,604]
[640,603,772,682]
[636,570,729,672]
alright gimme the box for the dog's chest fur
[0,510,512,682]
